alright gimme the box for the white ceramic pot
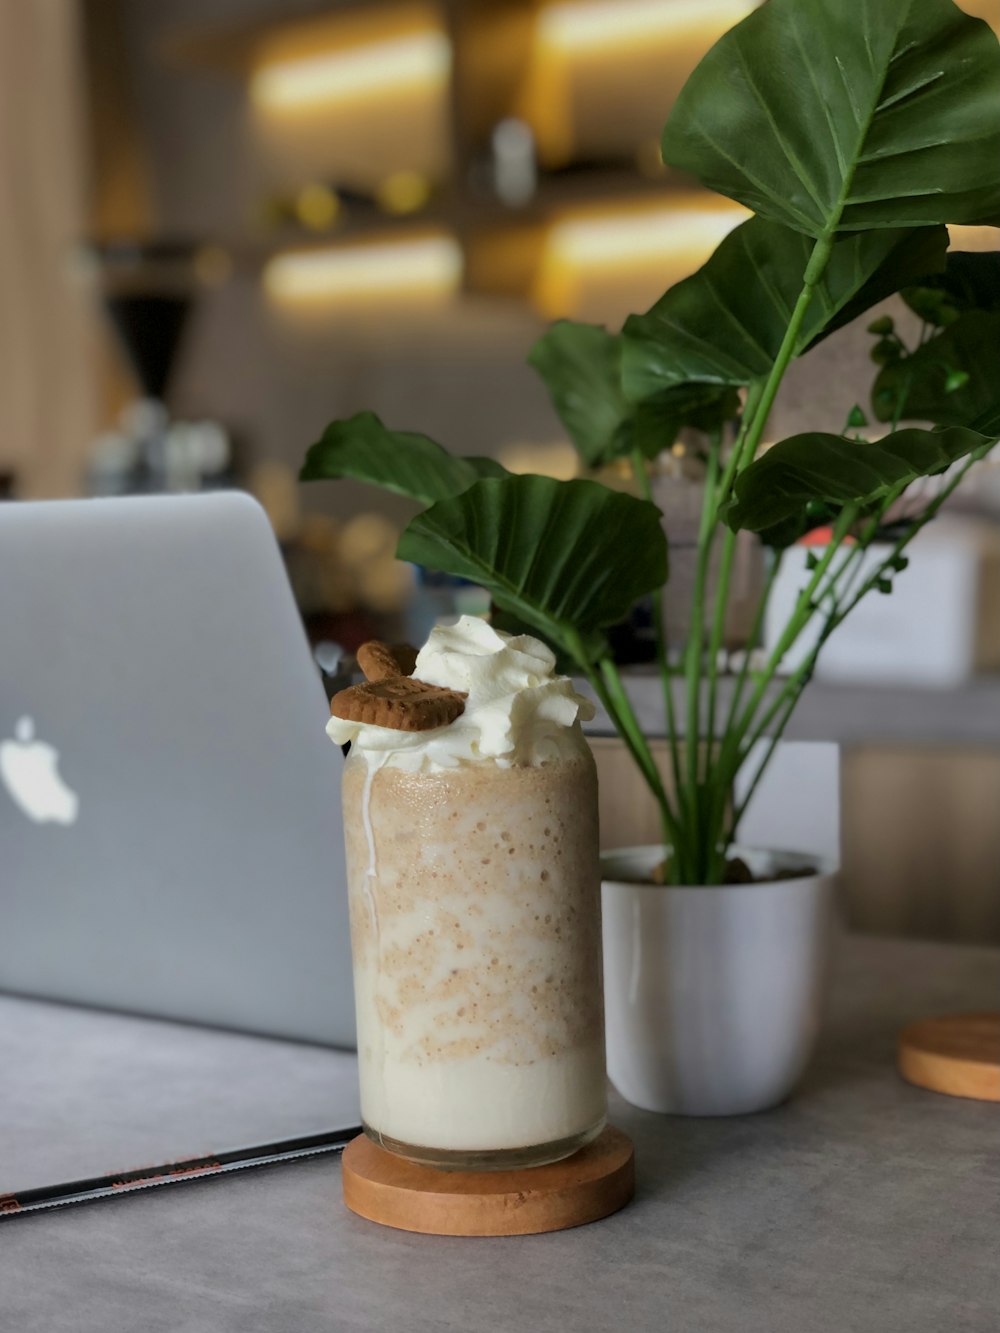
[601,846,837,1116]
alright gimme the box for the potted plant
[301,0,1000,1115]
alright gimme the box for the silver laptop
[0,492,356,1048]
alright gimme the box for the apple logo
[0,716,79,825]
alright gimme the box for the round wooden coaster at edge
[342,1125,635,1237]
[898,1012,1000,1103]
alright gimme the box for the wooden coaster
[898,1012,1000,1102]
[342,1125,634,1236]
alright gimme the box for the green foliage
[872,311,1000,435]
[846,404,869,428]
[872,249,1000,436]
[870,338,902,366]
[301,0,1000,885]
[724,426,991,536]
[526,323,634,466]
[528,322,738,465]
[397,476,668,661]
[300,411,507,504]
[901,251,1000,327]
[620,219,947,400]
[662,0,1000,237]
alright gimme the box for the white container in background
[765,517,1000,687]
[601,846,837,1116]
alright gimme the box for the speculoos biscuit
[356,640,419,682]
[330,676,466,731]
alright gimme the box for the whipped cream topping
[327,615,594,771]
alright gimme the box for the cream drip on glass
[333,616,607,1169]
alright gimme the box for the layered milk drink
[328,617,607,1169]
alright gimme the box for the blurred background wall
[3,0,999,941]
[0,0,97,497]
[85,0,996,502]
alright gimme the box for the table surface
[2,935,998,1333]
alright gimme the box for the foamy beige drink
[328,616,607,1170]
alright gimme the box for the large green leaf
[528,322,736,464]
[724,426,993,536]
[662,0,1000,238]
[300,411,506,504]
[621,219,947,400]
[902,250,1000,327]
[397,475,667,658]
[873,310,1000,435]
[527,323,632,466]
[631,383,741,456]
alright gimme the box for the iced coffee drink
[328,617,607,1170]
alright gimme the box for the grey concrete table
[1,936,998,1333]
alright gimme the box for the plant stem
[728,448,995,839]
[598,656,667,803]
[735,472,914,767]
[691,385,767,758]
[737,235,834,465]
[728,502,897,840]
[722,547,784,741]
[630,448,684,802]
[735,623,826,769]
[692,383,768,883]
[568,626,688,853]
[564,624,683,862]
[702,546,788,879]
[693,237,833,876]
[713,379,766,509]
[703,529,734,748]
[599,654,684,858]
[690,381,765,736]
[828,445,993,631]
[683,432,722,808]
[693,425,729,751]
[724,546,861,843]
[715,502,858,795]
[727,683,804,840]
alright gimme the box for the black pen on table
[0,1125,363,1219]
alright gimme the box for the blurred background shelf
[2,0,998,945]
[582,673,1000,749]
[59,0,774,534]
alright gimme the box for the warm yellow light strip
[533,200,749,317]
[957,0,1000,37]
[543,203,747,269]
[263,235,463,304]
[536,0,758,54]
[948,224,999,251]
[498,441,579,480]
[251,29,451,112]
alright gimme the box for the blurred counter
[579,672,1000,746]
